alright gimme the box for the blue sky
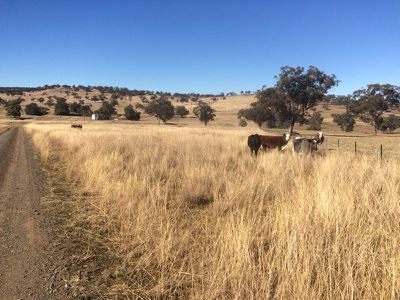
[0,0,399,95]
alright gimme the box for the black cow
[247,134,262,156]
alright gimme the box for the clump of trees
[54,98,70,115]
[380,115,400,134]
[238,66,337,133]
[52,98,92,116]
[175,106,189,118]
[95,101,117,120]
[238,88,291,128]
[348,84,400,135]
[69,102,92,116]
[124,104,141,121]
[25,103,48,116]
[333,112,356,132]
[145,97,175,124]
[193,101,215,126]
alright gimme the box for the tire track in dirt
[0,126,66,299]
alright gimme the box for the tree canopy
[124,104,141,121]
[238,66,337,132]
[69,101,92,116]
[275,66,338,133]
[175,106,189,118]
[25,103,48,116]
[54,98,70,115]
[145,97,175,124]
[193,101,215,126]
[348,84,400,134]
[333,112,356,132]
[5,100,22,118]
[95,101,117,120]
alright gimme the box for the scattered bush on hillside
[179,97,190,103]
[135,103,146,110]
[45,99,54,107]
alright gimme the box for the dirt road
[0,126,65,299]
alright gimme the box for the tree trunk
[290,118,295,135]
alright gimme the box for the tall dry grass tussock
[26,123,400,299]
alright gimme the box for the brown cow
[259,133,290,151]
[71,124,83,129]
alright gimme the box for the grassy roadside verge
[30,134,127,298]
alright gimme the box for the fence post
[355,141,357,155]
[380,144,383,162]
[337,139,340,151]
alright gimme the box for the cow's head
[284,133,290,141]
[318,132,325,144]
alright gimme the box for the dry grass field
[25,122,400,299]
[3,88,400,298]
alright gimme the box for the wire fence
[319,135,400,161]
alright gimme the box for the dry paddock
[25,123,400,299]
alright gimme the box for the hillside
[1,86,400,135]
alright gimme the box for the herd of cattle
[248,132,325,155]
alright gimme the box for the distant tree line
[0,85,224,99]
